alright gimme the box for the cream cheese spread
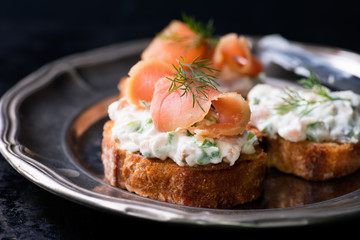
[108,101,258,166]
[248,84,360,143]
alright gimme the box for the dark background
[1,0,360,238]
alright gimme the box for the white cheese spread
[248,84,360,143]
[108,101,258,166]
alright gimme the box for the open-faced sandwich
[101,16,267,208]
[247,72,360,181]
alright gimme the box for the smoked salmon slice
[124,58,174,108]
[118,76,128,98]
[150,77,221,132]
[141,20,212,67]
[192,92,251,138]
[213,33,263,77]
[150,77,250,137]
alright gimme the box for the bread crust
[101,120,267,208]
[264,133,360,181]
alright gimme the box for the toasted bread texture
[101,120,267,208]
[264,134,360,181]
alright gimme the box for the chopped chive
[168,131,175,144]
[246,131,255,141]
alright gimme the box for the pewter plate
[1,37,360,228]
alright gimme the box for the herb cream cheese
[108,101,258,166]
[248,84,360,143]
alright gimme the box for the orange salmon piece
[213,33,263,77]
[150,77,250,137]
[193,92,251,138]
[118,76,128,98]
[141,20,210,67]
[125,58,174,108]
[150,77,221,132]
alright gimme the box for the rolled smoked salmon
[150,77,250,137]
[192,92,251,138]
[150,77,221,132]
[213,33,263,78]
[124,58,174,107]
[141,20,212,67]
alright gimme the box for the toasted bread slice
[101,120,267,208]
[263,133,360,181]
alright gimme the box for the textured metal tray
[1,37,360,228]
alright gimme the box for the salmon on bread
[102,120,267,208]
[102,17,268,208]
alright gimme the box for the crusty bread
[101,120,267,208]
[250,125,360,181]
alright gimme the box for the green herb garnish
[274,88,318,117]
[139,100,150,109]
[167,56,219,112]
[127,121,141,132]
[159,13,217,48]
[305,121,323,142]
[186,130,194,136]
[137,118,153,134]
[275,70,351,116]
[181,13,215,39]
[298,71,349,102]
[200,139,217,147]
[246,131,256,141]
[253,97,260,105]
[196,139,219,165]
[168,131,175,144]
[204,113,218,123]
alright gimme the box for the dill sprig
[274,88,318,117]
[167,55,219,112]
[275,70,351,116]
[181,13,215,38]
[159,13,217,48]
[298,70,348,102]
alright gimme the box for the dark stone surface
[1,0,360,238]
